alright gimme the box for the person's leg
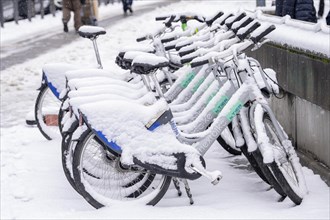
[122,0,128,14]
[72,0,82,31]
[128,0,133,13]
[326,11,330,25]
[62,0,71,32]
[275,0,284,16]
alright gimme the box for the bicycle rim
[73,131,171,208]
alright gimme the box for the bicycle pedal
[189,165,222,185]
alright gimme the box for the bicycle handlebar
[190,25,276,68]
[250,25,276,44]
[176,43,192,51]
[225,12,246,29]
[205,11,224,26]
[155,16,168,21]
[164,15,176,28]
[161,37,176,43]
[220,13,234,25]
[181,56,197,64]
[165,44,176,51]
[179,48,196,57]
[237,22,261,40]
[136,36,147,42]
[191,59,209,68]
[231,17,254,34]
[155,14,205,24]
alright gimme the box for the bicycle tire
[251,148,286,197]
[240,145,270,185]
[72,130,172,208]
[217,136,241,155]
[61,120,80,193]
[216,123,242,156]
[58,101,67,137]
[35,84,62,140]
[262,114,306,205]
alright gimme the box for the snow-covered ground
[1,0,329,219]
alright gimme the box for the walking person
[122,0,133,15]
[62,0,84,32]
[275,0,317,23]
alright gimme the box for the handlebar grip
[191,59,209,68]
[136,36,147,42]
[155,16,168,21]
[232,17,253,33]
[181,56,197,64]
[161,37,176,43]
[178,49,195,57]
[165,45,176,51]
[206,11,224,26]
[220,13,234,25]
[250,25,276,44]
[176,43,192,51]
[226,12,246,29]
[237,22,261,40]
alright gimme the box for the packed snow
[1,0,329,219]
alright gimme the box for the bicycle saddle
[78,26,106,39]
[120,51,151,70]
[131,54,169,75]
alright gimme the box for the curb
[297,150,330,186]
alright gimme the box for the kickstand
[172,178,182,196]
[182,179,194,205]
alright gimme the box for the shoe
[63,23,68,33]
[128,5,133,13]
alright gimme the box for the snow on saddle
[132,53,169,75]
[77,26,106,39]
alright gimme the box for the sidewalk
[0,0,176,71]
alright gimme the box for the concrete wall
[247,42,330,168]
[269,93,330,167]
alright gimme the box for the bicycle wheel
[58,101,67,137]
[240,144,270,185]
[262,114,307,205]
[35,84,62,140]
[61,120,80,193]
[72,130,172,209]
[251,148,286,197]
[217,123,241,155]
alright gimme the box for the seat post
[140,75,153,92]
[150,73,165,98]
[91,37,103,69]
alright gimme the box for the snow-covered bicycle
[65,23,307,208]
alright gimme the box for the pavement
[0,0,178,71]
